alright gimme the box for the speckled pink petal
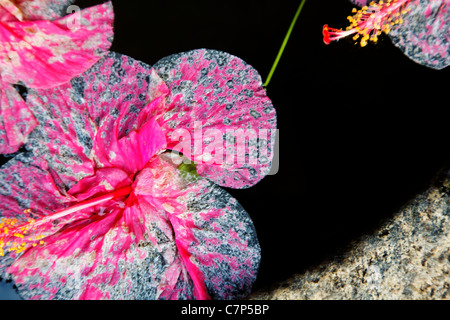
[93,115,167,175]
[0,154,74,222]
[0,84,37,154]
[389,0,450,70]
[0,0,26,21]
[349,0,450,69]
[4,188,193,300]
[0,1,114,154]
[0,1,114,89]
[25,52,156,188]
[153,49,277,189]
[67,167,132,201]
[149,155,261,299]
[0,0,75,21]
[350,0,368,6]
[0,154,79,266]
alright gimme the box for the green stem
[263,0,307,88]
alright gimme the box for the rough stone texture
[249,166,450,300]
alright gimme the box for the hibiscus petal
[0,0,26,21]
[134,154,261,299]
[0,1,114,89]
[93,117,167,175]
[67,167,132,201]
[0,0,75,22]
[0,153,72,219]
[0,1,114,154]
[0,153,78,274]
[24,52,157,188]
[389,0,450,70]
[0,83,37,154]
[349,0,450,69]
[153,49,277,189]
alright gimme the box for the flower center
[0,186,133,256]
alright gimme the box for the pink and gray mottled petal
[178,173,261,299]
[389,0,450,70]
[153,49,277,189]
[0,1,114,154]
[0,152,76,276]
[24,52,155,189]
[17,0,76,21]
[0,0,75,21]
[136,154,260,299]
[349,0,450,69]
[0,1,114,89]
[0,84,37,154]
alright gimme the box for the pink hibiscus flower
[0,49,276,299]
[0,0,114,154]
[323,0,450,69]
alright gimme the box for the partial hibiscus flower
[0,0,114,154]
[0,50,276,299]
[323,0,450,69]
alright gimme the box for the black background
[2,0,450,297]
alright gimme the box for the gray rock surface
[249,167,450,300]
